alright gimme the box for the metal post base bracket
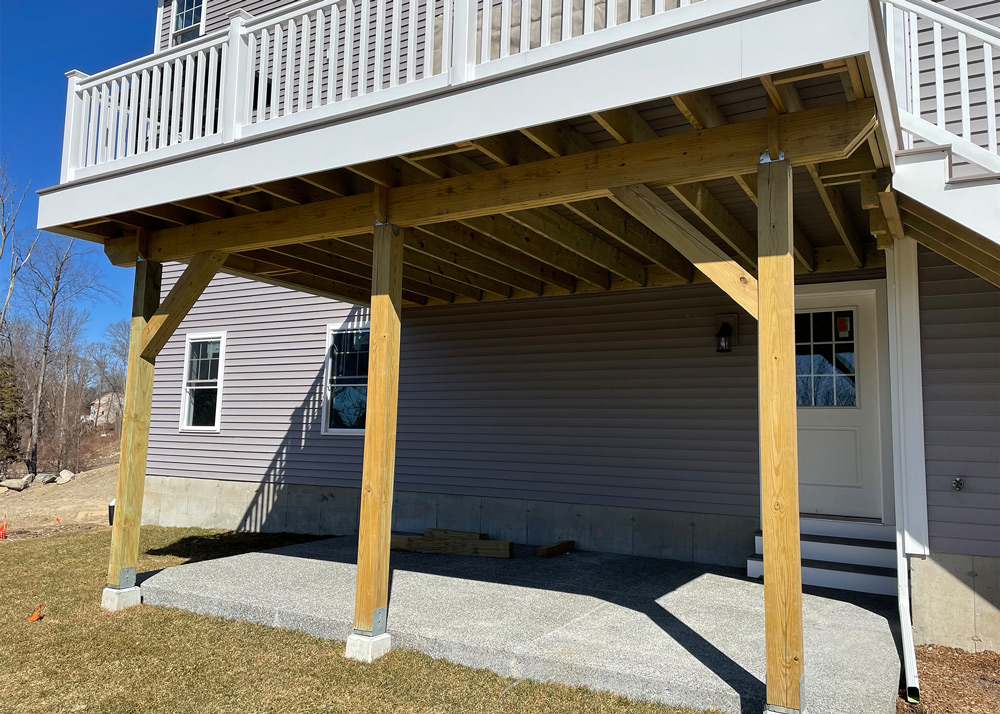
[101,586,141,612]
[345,633,392,663]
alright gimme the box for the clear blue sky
[1,0,159,341]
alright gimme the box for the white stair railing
[882,0,1000,171]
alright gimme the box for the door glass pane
[796,377,812,406]
[795,344,811,375]
[813,376,834,406]
[795,309,857,408]
[794,313,811,343]
[834,342,855,374]
[813,312,833,342]
[836,375,857,407]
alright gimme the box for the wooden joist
[137,101,875,263]
[424,528,487,540]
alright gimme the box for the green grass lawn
[0,526,710,714]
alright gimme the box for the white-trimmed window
[181,332,226,430]
[323,318,370,434]
[172,0,207,46]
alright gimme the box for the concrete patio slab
[140,537,900,714]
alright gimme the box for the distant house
[38,1,999,711]
[87,392,122,429]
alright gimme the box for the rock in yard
[59,469,74,479]
[1,476,30,492]
[55,472,75,485]
[38,473,57,484]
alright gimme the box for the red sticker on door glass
[836,316,850,337]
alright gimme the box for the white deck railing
[882,0,1000,171]
[63,0,805,181]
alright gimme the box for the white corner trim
[886,238,930,556]
[154,1,165,53]
[179,330,227,433]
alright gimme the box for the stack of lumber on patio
[390,528,512,558]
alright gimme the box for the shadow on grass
[145,531,327,565]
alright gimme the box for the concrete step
[754,531,896,569]
[746,554,896,597]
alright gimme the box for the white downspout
[886,238,928,703]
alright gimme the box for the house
[87,391,123,428]
[37,0,999,712]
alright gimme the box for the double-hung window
[323,321,369,433]
[172,0,206,46]
[181,333,225,430]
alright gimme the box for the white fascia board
[37,0,875,231]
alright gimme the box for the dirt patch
[0,463,117,540]
[897,645,1000,714]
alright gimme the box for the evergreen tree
[0,356,24,475]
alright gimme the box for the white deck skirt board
[37,0,875,230]
[892,146,1000,246]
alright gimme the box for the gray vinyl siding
[919,247,1000,558]
[147,264,761,518]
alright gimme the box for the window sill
[321,429,365,437]
[179,426,222,434]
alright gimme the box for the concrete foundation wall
[142,474,758,568]
[910,552,1000,653]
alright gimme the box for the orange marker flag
[55,517,61,525]
[0,518,7,540]
[27,604,42,622]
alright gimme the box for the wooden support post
[106,259,162,592]
[757,156,806,713]
[352,221,403,640]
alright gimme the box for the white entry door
[795,283,889,519]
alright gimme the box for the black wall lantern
[714,314,738,353]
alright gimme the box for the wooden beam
[148,193,375,261]
[143,102,876,262]
[816,152,878,183]
[353,223,404,637]
[106,260,162,592]
[763,77,865,267]
[877,188,906,243]
[757,156,805,713]
[609,184,759,318]
[140,251,228,361]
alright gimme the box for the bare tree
[18,236,115,474]
[0,158,37,339]
[56,308,88,469]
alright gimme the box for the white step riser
[746,559,896,597]
[754,536,896,569]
